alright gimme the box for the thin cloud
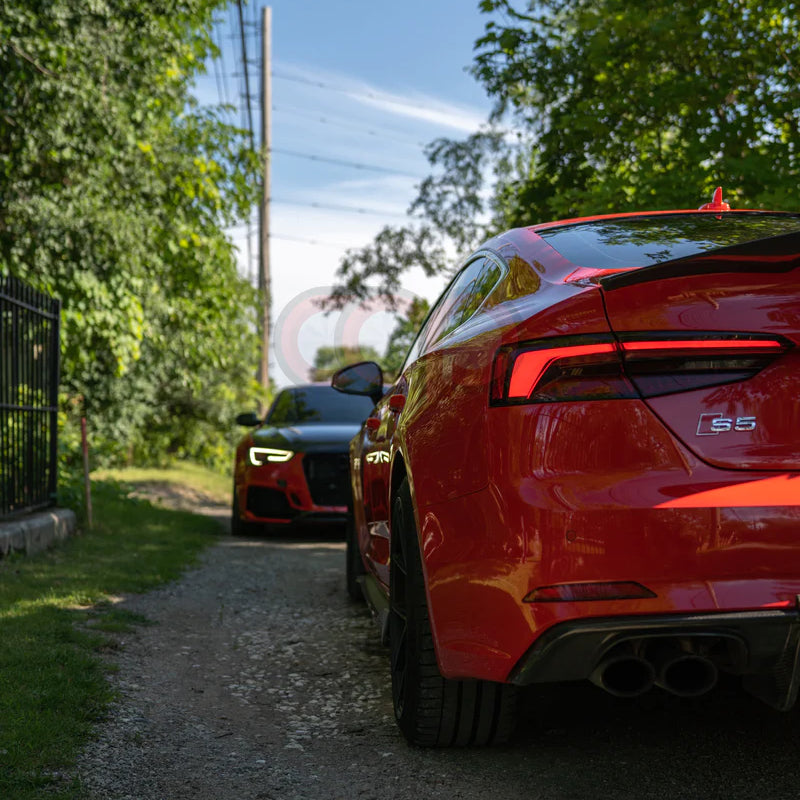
[275,62,488,134]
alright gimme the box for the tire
[388,478,518,747]
[345,511,365,602]
[231,485,248,536]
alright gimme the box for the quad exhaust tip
[589,647,655,698]
[649,643,719,697]
[591,640,719,699]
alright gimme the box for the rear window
[267,386,374,425]
[538,213,800,269]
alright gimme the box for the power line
[271,147,422,178]
[272,70,454,116]
[273,104,425,148]
[271,197,408,218]
[270,233,355,248]
[235,0,255,149]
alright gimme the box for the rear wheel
[388,478,518,747]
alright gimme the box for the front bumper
[236,450,350,525]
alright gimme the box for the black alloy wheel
[388,477,518,747]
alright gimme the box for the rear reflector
[491,333,792,405]
[524,581,657,603]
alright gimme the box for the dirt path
[74,501,800,799]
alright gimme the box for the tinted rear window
[538,213,800,269]
[267,386,374,425]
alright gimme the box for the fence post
[81,417,93,529]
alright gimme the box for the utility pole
[258,5,272,407]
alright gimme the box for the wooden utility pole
[258,6,272,406]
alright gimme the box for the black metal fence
[0,276,61,518]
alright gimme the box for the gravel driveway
[74,505,800,799]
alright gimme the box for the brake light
[621,338,785,353]
[620,334,790,398]
[490,333,792,405]
[507,342,617,397]
[524,581,657,602]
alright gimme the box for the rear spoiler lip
[599,230,800,291]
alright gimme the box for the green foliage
[475,0,800,220]
[328,0,800,306]
[310,344,382,382]
[1,1,262,471]
[382,297,430,377]
[324,132,506,308]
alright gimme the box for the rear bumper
[417,475,800,685]
[508,607,800,709]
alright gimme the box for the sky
[193,0,495,388]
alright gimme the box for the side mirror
[235,412,261,427]
[331,361,384,405]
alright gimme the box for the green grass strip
[0,479,223,799]
[92,462,231,505]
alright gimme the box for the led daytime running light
[249,447,294,465]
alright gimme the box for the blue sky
[194,1,495,387]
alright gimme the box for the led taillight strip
[497,333,792,403]
[621,339,786,353]
[508,343,616,398]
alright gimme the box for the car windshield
[267,386,374,425]
[538,213,800,269]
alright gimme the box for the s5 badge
[696,412,757,436]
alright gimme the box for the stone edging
[0,508,78,558]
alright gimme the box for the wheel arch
[389,449,408,507]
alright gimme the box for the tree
[323,131,507,309]
[310,345,381,382]
[327,0,800,307]
[473,0,800,223]
[1,1,261,469]
[382,298,430,378]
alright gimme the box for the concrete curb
[0,508,78,558]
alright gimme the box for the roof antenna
[699,186,731,212]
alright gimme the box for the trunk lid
[600,232,800,471]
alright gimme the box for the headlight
[248,447,294,465]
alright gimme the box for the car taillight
[490,334,636,404]
[619,334,790,398]
[490,333,792,405]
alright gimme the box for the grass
[92,461,231,505]
[0,467,226,799]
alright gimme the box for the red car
[332,190,800,747]
[232,384,375,534]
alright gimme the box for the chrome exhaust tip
[590,648,656,698]
[649,643,719,697]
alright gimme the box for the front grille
[246,487,297,520]
[302,453,350,507]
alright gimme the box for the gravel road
[74,504,800,799]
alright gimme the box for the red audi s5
[332,190,800,747]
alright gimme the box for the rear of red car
[417,212,800,710]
